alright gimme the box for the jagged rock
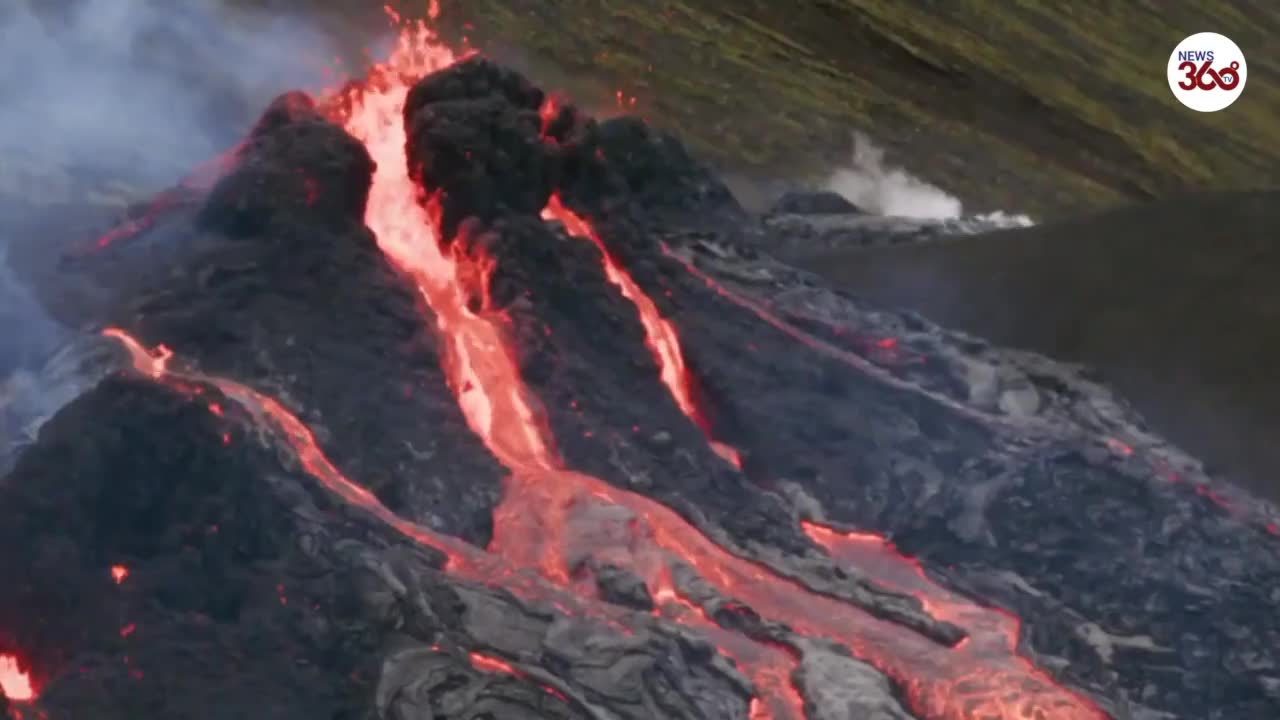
[793,640,912,720]
[593,563,655,611]
[768,190,864,216]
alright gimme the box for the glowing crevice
[541,195,741,468]
[0,654,34,702]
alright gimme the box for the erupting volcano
[2,8,1278,720]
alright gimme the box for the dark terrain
[784,192,1280,505]
[2,3,1279,719]
[0,53,1278,719]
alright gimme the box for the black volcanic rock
[558,115,746,229]
[404,57,557,237]
[768,190,864,216]
[199,91,375,235]
[2,59,1278,720]
[0,376,369,718]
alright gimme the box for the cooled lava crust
[2,56,1278,720]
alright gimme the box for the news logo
[1167,32,1247,112]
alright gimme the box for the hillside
[7,1,1276,219]
[416,0,1280,218]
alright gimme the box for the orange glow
[803,521,1024,656]
[101,329,172,378]
[329,20,1105,720]
[95,13,1107,718]
[1104,437,1134,456]
[542,196,741,469]
[0,654,34,702]
[468,651,520,676]
[110,564,130,584]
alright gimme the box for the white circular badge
[1167,33,1247,112]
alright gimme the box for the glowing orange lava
[542,196,741,468]
[0,654,34,702]
[468,651,520,676]
[110,565,130,584]
[101,328,793,716]
[469,651,571,702]
[803,522,1035,677]
[328,19,1106,720]
[89,13,1111,719]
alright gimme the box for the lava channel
[542,195,741,469]
[101,327,802,718]
[331,17,1108,720]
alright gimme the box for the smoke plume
[0,0,349,456]
[825,132,1033,228]
[0,0,347,190]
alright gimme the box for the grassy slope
[425,0,1279,218]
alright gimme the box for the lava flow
[0,653,34,702]
[542,195,741,468]
[99,330,796,717]
[329,17,1107,720]
[802,523,1032,674]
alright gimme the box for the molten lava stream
[100,332,798,717]
[329,20,1107,720]
[102,326,683,642]
[0,653,35,702]
[542,196,742,469]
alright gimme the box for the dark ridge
[199,91,375,235]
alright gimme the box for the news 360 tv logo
[1167,32,1247,112]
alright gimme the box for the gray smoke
[0,0,352,458]
[0,245,89,471]
[0,0,346,190]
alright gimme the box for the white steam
[0,0,344,190]
[824,132,1033,228]
[0,0,351,454]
